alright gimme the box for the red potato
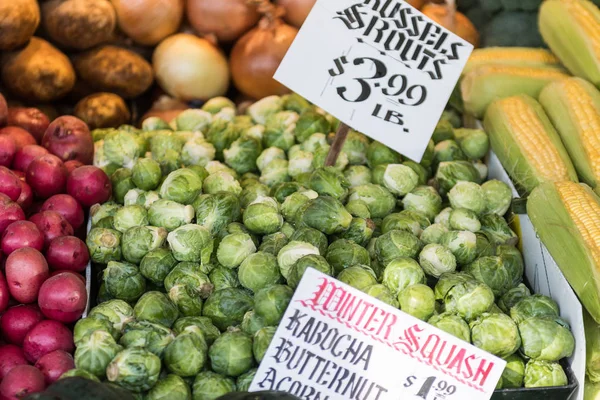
[0,200,25,236]
[41,194,84,230]
[63,160,83,175]
[38,272,87,323]
[5,247,49,304]
[22,320,74,363]
[1,221,44,255]
[49,270,85,284]
[26,154,67,199]
[0,167,21,202]
[0,136,16,167]
[0,345,28,380]
[0,127,36,151]
[0,305,44,346]
[46,236,89,272]
[66,166,111,207]
[0,94,7,127]
[0,365,46,399]
[42,116,93,165]
[0,270,8,313]
[34,350,75,385]
[16,181,33,213]
[13,145,49,173]
[7,108,51,143]
[29,211,74,249]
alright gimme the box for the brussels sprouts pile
[75,94,574,399]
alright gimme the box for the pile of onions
[422,0,479,47]
[230,1,298,100]
[187,0,260,43]
[153,33,230,101]
[111,0,184,46]
[275,0,316,28]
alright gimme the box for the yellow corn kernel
[562,0,600,61]
[464,48,560,75]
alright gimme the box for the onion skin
[112,0,184,46]
[276,0,315,28]
[187,0,260,43]
[231,20,298,99]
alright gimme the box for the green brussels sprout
[203,97,235,114]
[302,133,327,153]
[343,166,371,188]
[243,202,284,235]
[339,217,375,247]
[172,317,220,345]
[279,192,309,223]
[444,280,495,321]
[255,284,294,326]
[175,109,212,132]
[502,354,525,389]
[160,169,203,205]
[134,291,179,328]
[164,326,208,377]
[402,161,429,186]
[498,283,531,314]
[337,265,378,292]
[164,262,213,302]
[294,110,330,143]
[341,131,369,165]
[440,230,478,265]
[209,266,240,291]
[325,239,370,275]
[193,371,236,400]
[256,147,286,173]
[271,181,302,203]
[281,93,311,113]
[480,214,518,246]
[510,295,560,324]
[89,300,134,332]
[524,360,568,388]
[448,208,481,232]
[103,261,146,302]
[241,311,268,336]
[146,374,192,400]
[91,202,122,226]
[253,326,276,363]
[312,145,349,170]
[433,272,475,301]
[398,284,435,321]
[348,184,395,219]
[111,169,136,204]
[103,131,143,168]
[287,227,327,255]
[238,252,282,293]
[124,189,161,209]
[223,137,262,175]
[288,149,315,177]
[448,181,486,215]
[73,315,118,345]
[131,158,161,191]
[203,288,254,331]
[240,183,269,208]
[139,248,177,285]
[192,193,240,235]
[209,329,254,377]
[470,313,521,358]
[375,230,422,266]
[236,368,257,392]
[427,312,470,342]
[119,320,175,357]
[402,186,442,220]
[475,232,496,258]
[258,232,289,256]
[420,224,449,245]
[260,159,290,187]
[473,160,488,181]
[496,245,525,287]
[434,140,467,165]
[205,161,237,177]
[364,284,398,308]
[87,228,122,264]
[381,213,423,236]
[167,224,214,264]
[434,207,452,227]
[419,139,435,169]
[367,141,401,168]
[464,256,512,297]
[215,232,257,268]
[106,348,161,392]
[277,240,320,280]
[382,257,425,295]
[379,164,418,197]
[309,167,349,200]
[60,368,101,382]
[263,111,297,150]
[482,180,513,216]
[74,330,122,378]
[288,254,332,289]
[440,110,461,128]
[345,200,371,219]
[147,200,194,232]
[181,137,216,167]
[454,128,489,160]
[113,205,149,233]
[435,161,480,192]
[206,121,243,160]
[122,226,167,264]
[419,244,457,278]
[432,120,454,143]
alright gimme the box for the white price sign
[250,268,505,400]
[274,0,473,162]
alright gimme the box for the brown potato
[1,38,76,102]
[74,46,154,99]
[41,0,116,50]
[74,92,131,129]
[0,0,40,51]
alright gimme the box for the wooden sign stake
[324,122,351,167]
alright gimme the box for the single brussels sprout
[263,111,298,150]
[215,232,257,269]
[167,224,214,264]
[288,227,327,255]
[87,228,122,264]
[131,158,161,191]
[282,93,311,113]
[302,133,327,153]
[434,207,452,227]
[119,320,175,358]
[502,354,525,389]
[480,214,518,246]
[146,200,194,232]
[203,288,254,331]
[420,224,449,245]
[339,217,375,247]
[241,311,268,336]
[173,316,220,345]
[288,150,315,177]
[205,161,237,177]
[111,169,136,204]
[294,110,330,143]
[496,245,524,287]
[134,291,179,328]
[510,294,560,324]
[435,161,480,192]
[271,181,302,203]
[260,159,291,187]
[139,248,177,286]
[193,371,236,400]
[341,131,369,165]
[208,329,254,377]
[344,166,372,187]
[146,374,192,400]
[364,284,398,308]
[106,348,161,392]
[240,183,269,209]
[175,109,212,131]
[498,283,531,314]
[277,241,320,280]
[419,244,457,278]
[525,360,569,388]
[434,140,466,165]
[313,145,349,170]
[309,167,349,200]
[160,169,203,205]
[122,226,167,264]
[164,326,208,377]
[288,254,332,289]
[89,300,134,332]
[209,266,241,291]
[473,160,488,181]
[475,232,495,258]
[375,230,422,266]
[236,368,258,392]
[60,368,101,382]
[382,257,426,295]
[255,284,294,326]
[258,232,289,256]
[238,252,282,293]
[482,180,512,216]
[337,265,378,292]
[203,97,235,114]
[381,213,422,236]
[444,280,495,321]
[379,164,419,197]
[440,231,478,265]
[398,284,435,321]
[464,256,512,297]
[74,330,122,378]
[402,186,442,220]
[348,184,396,219]
[367,141,401,168]
[91,202,122,226]
[448,208,481,232]
[448,181,486,216]
[124,189,161,209]
[253,326,277,364]
[243,202,284,235]
[113,205,149,233]
[103,261,146,302]
[103,130,143,168]
[181,137,216,167]
[454,128,489,160]
[256,147,286,172]
[74,315,118,345]
[205,121,243,160]
[223,137,262,175]
[470,313,521,358]
[432,120,454,143]
[325,239,370,275]
[433,272,475,301]
[164,262,213,301]
[402,161,429,186]
[345,200,371,219]
[428,312,470,342]
[192,193,240,235]
[204,171,243,195]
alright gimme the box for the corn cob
[461,65,569,118]
[539,0,600,88]
[527,181,600,323]
[483,95,578,195]
[463,47,561,76]
[540,77,600,193]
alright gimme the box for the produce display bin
[82,219,93,318]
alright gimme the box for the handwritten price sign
[274,0,473,162]
[250,269,505,400]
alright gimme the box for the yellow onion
[275,0,316,28]
[187,0,260,43]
